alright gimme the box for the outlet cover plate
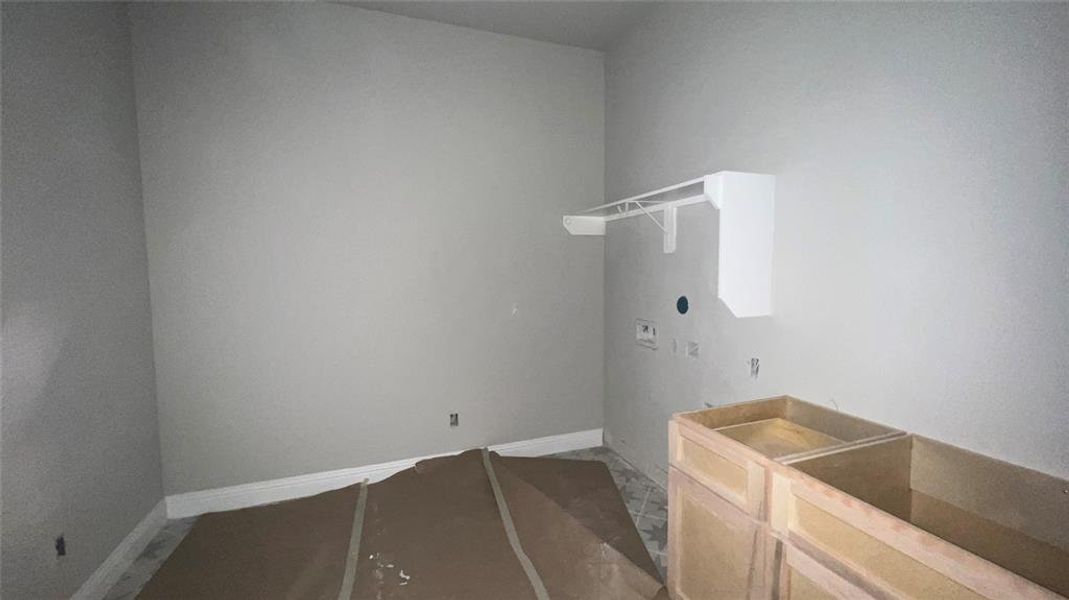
[635,319,658,349]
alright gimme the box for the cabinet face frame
[670,419,769,517]
[768,444,1067,600]
[670,396,904,521]
[668,468,773,600]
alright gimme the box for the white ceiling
[344,1,660,51]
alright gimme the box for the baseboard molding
[166,428,603,519]
[71,499,167,600]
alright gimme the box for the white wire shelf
[563,171,776,317]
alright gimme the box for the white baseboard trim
[166,428,603,519]
[71,500,167,600]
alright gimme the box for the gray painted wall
[1,4,163,597]
[129,3,605,495]
[604,3,1069,485]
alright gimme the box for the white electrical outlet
[635,319,657,349]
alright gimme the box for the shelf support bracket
[629,200,676,254]
[632,201,666,232]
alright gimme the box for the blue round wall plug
[677,296,689,315]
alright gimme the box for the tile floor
[104,446,667,599]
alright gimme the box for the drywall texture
[1,4,163,597]
[129,3,604,495]
[604,3,1069,485]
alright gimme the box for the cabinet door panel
[668,468,768,600]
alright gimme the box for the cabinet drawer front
[780,544,877,600]
[670,421,763,515]
[668,469,768,600]
[781,491,985,600]
[784,568,838,600]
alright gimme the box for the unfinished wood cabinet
[770,435,1069,600]
[777,543,880,600]
[669,397,1068,600]
[670,396,901,518]
[668,468,773,600]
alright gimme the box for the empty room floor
[103,447,669,600]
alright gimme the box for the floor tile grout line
[636,484,669,522]
[638,501,667,521]
[610,450,668,494]
[636,486,652,517]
